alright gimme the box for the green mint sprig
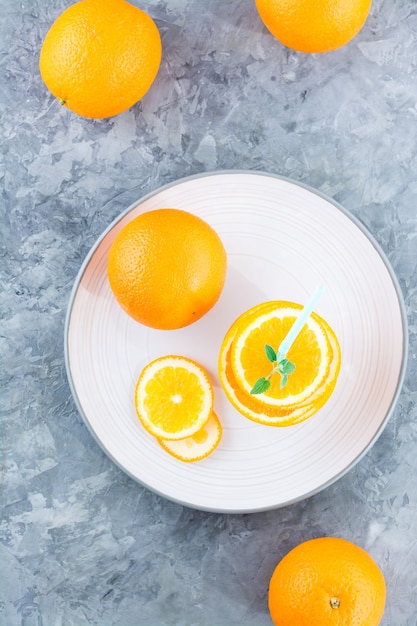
[250,344,296,395]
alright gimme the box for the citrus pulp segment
[135,355,214,440]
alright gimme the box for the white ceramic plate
[65,171,407,513]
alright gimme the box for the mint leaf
[279,359,296,375]
[264,344,277,363]
[250,352,295,394]
[250,377,271,395]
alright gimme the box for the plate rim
[64,169,409,513]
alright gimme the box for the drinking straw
[277,285,325,361]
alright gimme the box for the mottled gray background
[1,0,416,625]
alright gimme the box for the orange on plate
[254,0,372,53]
[135,355,214,440]
[108,208,227,330]
[218,301,341,426]
[268,537,386,626]
[158,412,222,462]
[39,0,161,118]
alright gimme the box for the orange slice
[135,355,214,440]
[231,301,334,410]
[158,412,222,462]
[219,318,321,426]
[218,301,341,426]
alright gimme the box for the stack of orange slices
[218,301,341,427]
[135,355,222,462]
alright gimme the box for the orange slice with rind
[219,321,320,426]
[135,355,214,440]
[158,412,222,462]
[218,301,341,427]
[231,301,333,409]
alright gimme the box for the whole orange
[268,537,386,626]
[254,0,372,53]
[39,0,161,118]
[107,209,227,330]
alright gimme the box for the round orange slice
[158,412,222,462]
[218,301,341,426]
[231,301,334,410]
[219,328,312,426]
[135,355,214,440]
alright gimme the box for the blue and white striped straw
[277,285,325,362]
